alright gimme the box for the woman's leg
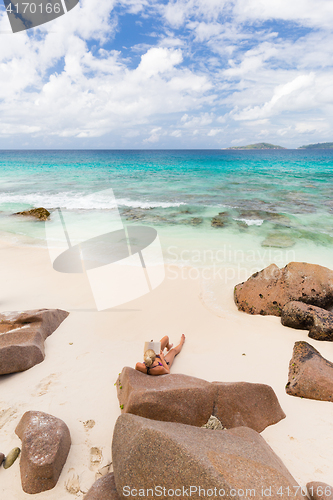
[160,336,173,351]
[164,334,185,368]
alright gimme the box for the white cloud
[1,0,333,147]
[207,128,223,136]
[234,0,333,28]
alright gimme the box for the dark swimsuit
[145,354,170,374]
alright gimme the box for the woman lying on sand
[135,334,185,376]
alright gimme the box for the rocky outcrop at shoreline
[112,413,304,500]
[281,301,333,341]
[15,411,71,494]
[234,262,333,316]
[116,367,285,432]
[0,309,69,375]
[14,207,50,220]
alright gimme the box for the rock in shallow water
[211,211,230,227]
[261,234,295,248]
[281,301,333,341]
[14,207,50,220]
[234,262,333,316]
[112,414,304,500]
[15,411,71,494]
[286,341,333,402]
[0,309,69,375]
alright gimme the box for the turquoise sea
[1,149,333,270]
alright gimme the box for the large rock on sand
[234,262,333,316]
[117,367,215,427]
[306,482,333,500]
[15,411,71,494]
[281,301,333,341]
[0,309,69,375]
[112,413,304,500]
[116,368,285,431]
[85,473,120,500]
[286,341,333,402]
[212,382,286,433]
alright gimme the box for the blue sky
[0,0,333,148]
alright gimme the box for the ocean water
[0,149,333,271]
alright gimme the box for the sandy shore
[0,237,333,499]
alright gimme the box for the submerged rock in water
[179,217,203,226]
[261,234,295,248]
[0,309,69,375]
[112,414,304,500]
[121,208,152,221]
[211,211,230,227]
[286,341,333,402]
[234,262,333,316]
[14,207,50,220]
[282,301,333,341]
[236,209,291,224]
[15,411,71,494]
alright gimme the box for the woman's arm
[158,351,170,374]
[135,362,147,373]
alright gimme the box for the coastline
[0,236,333,498]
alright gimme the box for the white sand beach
[0,236,333,499]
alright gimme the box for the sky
[0,0,333,149]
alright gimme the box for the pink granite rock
[286,342,333,402]
[85,473,120,500]
[117,368,285,432]
[234,262,333,316]
[213,381,286,432]
[112,414,304,500]
[15,411,71,494]
[281,301,333,341]
[117,367,215,426]
[0,309,69,375]
[306,482,333,500]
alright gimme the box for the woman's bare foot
[180,333,185,346]
[166,342,173,351]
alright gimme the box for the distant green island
[226,142,286,150]
[298,142,333,149]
